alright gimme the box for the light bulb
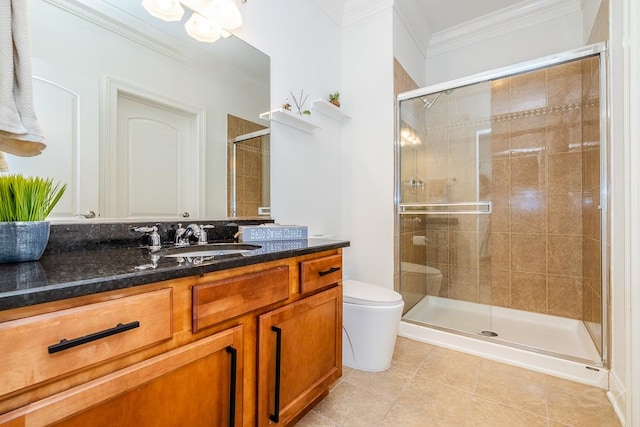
[142,0,184,21]
[185,12,221,43]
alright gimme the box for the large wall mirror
[5,0,270,221]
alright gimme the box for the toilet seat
[343,279,403,306]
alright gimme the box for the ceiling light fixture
[184,12,221,43]
[142,0,185,22]
[142,0,245,43]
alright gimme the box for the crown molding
[427,0,583,58]
[40,0,226,72]
[394,0,431,57]
[343,0,394,28]
[313,0,345,26]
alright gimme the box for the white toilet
[342,279,404,372]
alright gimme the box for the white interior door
[115,94,199,219]
[5,78,81,220]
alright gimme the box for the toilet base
[342,300,404,372]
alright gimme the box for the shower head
[420,89,454,110]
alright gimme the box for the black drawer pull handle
[318,266,341,277]
[48,321,140,354]
[226,346,238,427]
[269,326,282,423]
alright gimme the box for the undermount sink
[159,243,262,258]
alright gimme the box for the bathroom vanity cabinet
[257,281,342,425]
[0,249,344,427]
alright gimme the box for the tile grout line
[462,358,483,426]
[376,346,434,425]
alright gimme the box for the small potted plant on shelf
[290,90,312,116]
[0,175,66,263]
[329,91,340,108]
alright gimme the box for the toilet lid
[343,280,403,306]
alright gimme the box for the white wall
[582,0,603,42]
[240,1,398,287]
[340,7,395,285]
[393,8,427,88]
[241,0,396,285]
[236,0,344,238]
[609,0,631,422]
[424,11,584,85]
[625,0,640,422]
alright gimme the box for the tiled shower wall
[227,115,269,217]
[489,57,600,322]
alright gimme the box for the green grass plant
[0,175,66,222]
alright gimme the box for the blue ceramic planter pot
[0,221,51,263]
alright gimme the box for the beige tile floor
[296,337,621,427]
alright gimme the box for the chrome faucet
[175,223,195,246]
[175,223,215,246]
[175,223,204,246]
[132,225,161,251]
[198,224,215,245]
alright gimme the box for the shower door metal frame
[395,42,609,366]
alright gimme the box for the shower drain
[480,330,498,337]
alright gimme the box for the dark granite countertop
[0,238,350,311]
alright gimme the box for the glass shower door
[398,82,495,337]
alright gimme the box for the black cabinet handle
[48,321,140,354]
[226,346,237,427]
[269,326,282,423]
[318,266,341,277]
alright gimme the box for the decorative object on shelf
[0,175,66,263]
[282,99,291,111]
[290,90,311,116]
[328,91,340,108]
[142,0,246,43]
[311,99,351,122]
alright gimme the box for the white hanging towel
[0,0,46,168]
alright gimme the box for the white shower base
[401,295,608,388]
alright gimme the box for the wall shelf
[311,99,350,122]
[259,108,319,134]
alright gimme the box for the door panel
[115,95,198,219]
[257,287,342,425]
[8,78,80,219]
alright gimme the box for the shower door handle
[399,202,492,215]
[269,326,282,423]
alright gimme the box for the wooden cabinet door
[0,326,244,427]
[257,286,342,426]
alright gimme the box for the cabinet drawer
[0,326,244,427]
[0,288,173,398]
[300,254,342,294]
[192,265,290,333]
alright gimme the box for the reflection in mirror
[227,116,270,218]
[4,0,270,221]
